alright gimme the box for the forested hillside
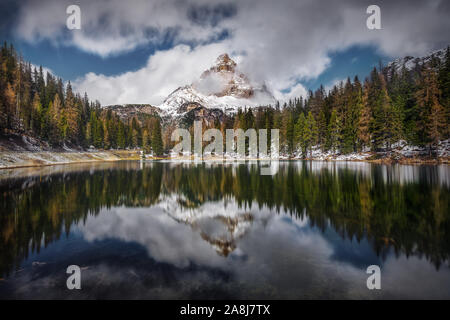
[191,47,450,158]
[1,41,449,158]
[0,42,164,155]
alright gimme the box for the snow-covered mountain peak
[387,47,448,73]
[158,53,275,117]
[212,53,237,72]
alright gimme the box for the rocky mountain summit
[386,47,448,74]
[105,53,275,124]
[105,104,160,122]
[159,53,275,118]
[195,53,254,98]
[104,47,450,128]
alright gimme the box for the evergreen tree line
[0,42,164,155]
[195,47,450,157]
[2,41,449,157]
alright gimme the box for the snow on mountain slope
[104,47,450,123]
[158,53,275,117]
[387,47,448,73]
[159,85,274,116]
[196,53,253,98]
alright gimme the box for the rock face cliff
[104,48,450,127]
[105,104,160,122]
[158,53,275,119]
[196,53,254,99]
[386,47,448,75]
[104,53,275,126]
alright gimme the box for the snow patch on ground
[290,145,372,161]
[288,140,450,161]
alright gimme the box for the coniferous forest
[213,47,450,157]
[0,42,164,155]
[1,41,449,157]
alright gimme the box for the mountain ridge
[103,47,450,126]
[158,53,275,118]
[104,53,276,124]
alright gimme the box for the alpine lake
[0,160,449,299]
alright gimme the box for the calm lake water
[0,160,449,299]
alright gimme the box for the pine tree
[349,76,363,151]
[90,112,104,149]
[103,120,111,149]
[117,121,126,149]
[381,75,402,149]
[294,112,306,156]
[281,109,294,154]
[327,109,340,153]
[37,66,46,108]
[142,129,150,153]
[369,70,400,150]
[427,98,446,154]
[31,93,42,135]
[47,95,62,145]
[0,100,5,133]
[151,119,164,156]
[131,128,139,148]
[303,111,318,157]
[4,82,16,129]
[294,96,303,120]
[64,81,81,144]
[438,46,450,138]
[317,110,327,151]
[264,108,273,154]
[85,121,92,147]
[358,80,372,151]
[416,68,446,154]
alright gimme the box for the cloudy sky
[1,0,449,105]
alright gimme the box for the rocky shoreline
[1,142,449,169]
[0,150,141,169]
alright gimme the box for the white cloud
[16,0,450,105]
[16,0,230,57]
[73,43,229,105]
[274,83,308,102]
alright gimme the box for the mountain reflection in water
[0,161,449,299]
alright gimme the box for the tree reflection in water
[0,161,449,279]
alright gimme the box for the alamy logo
[366,265,381,290]
[66,265,81,290]
[366,5,381,30]
[66,5,81,30]
[171,121,280,175]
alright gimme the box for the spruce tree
[142,129,150,153]
[47,96,62,146]
[117,121,126,149]
[151,119,164,156]
[64,81,81,144]
[416,68,446,154]
[31,93,42,136]
[358,80,372,151]
[317,110,327,151]
[327,109,340,153]
[303,111,318,157]
[439,46,450,138]
[294,112,306,157]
